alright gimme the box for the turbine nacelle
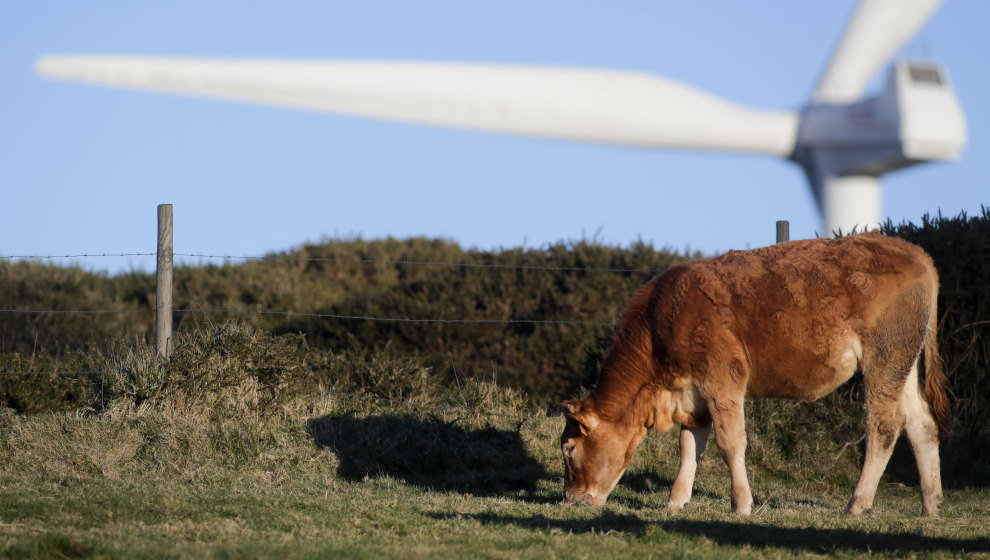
[793,61,966,235]
[796,61,965,176]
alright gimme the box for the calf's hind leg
[846,395,904,515]
[848,291,938,516]
[900,363,943,517]
[847,354,913,515]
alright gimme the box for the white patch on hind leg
[901,362,943,516]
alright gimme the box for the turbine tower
[36,0,965,236]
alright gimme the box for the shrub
[0,350,98,413]
[95,320,312,413]
[2,238,688,400]
[883,207,990,483]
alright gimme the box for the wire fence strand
[173,308,617,327]
[3,250,670,275]
[2,248,657,326]
[0,308,617,327]
[0,309,149,315]
[2,245,632,389]
[1,253,155,260]
[175,252,670,274]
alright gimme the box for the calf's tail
[923,297,950,437]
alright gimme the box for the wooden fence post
[156,204,173,357]
[776,220,790,244]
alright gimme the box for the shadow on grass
[586,472,725,511]
[886,434,990,489]
[619,471,726,504]
[654,520,990,554]
[306,413,548,498]
[436,512,990,554]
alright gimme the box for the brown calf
[561,232,948,516]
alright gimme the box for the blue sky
[2,1,987,273]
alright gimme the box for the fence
[1,203,792,381]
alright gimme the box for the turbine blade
[812,0,942,104]
[37,55,797,156]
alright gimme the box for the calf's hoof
[921,493,943,518]
[845,500,872,516]
[731,498,753,516]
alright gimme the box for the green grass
[2,386,988,559]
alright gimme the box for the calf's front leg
[667,424,711,509]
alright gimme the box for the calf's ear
[561,399,582,415]
[561,399,599,434]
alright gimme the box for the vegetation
[1,323,988,558]
[1,209,989,557]
[2,237,690,398]
[880,209,990,482]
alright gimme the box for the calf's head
[560,398,647,506]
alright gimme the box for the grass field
[2,381,988,559]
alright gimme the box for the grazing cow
[561,232,948,516]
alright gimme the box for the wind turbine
[36,0,965,236]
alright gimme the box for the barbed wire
[0,309,149,315]
[3,246,624,395]
[2,250,670,275]
[173,308,617,327]
[174,252,670,274]
[0,253,155,260]
[0,307,616,327]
